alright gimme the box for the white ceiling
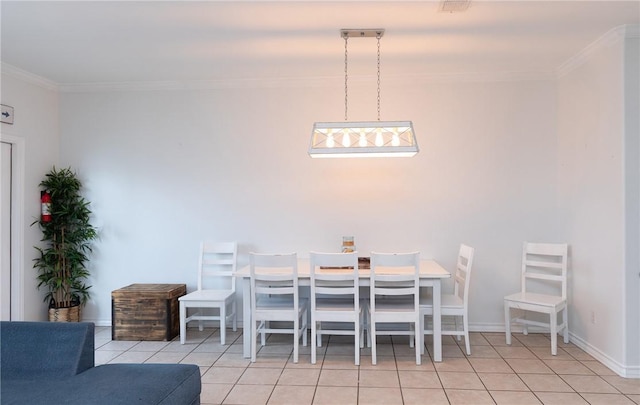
[1,1,639,85]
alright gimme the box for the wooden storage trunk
[112,283,186,341]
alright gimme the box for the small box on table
[112,283,186,341]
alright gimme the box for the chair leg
[504,304,512,345]
[311,320,317,364]
[419,313,425,355]
[463,315,471,356]
[220,303,226,345]
[550,311,558,356]
[371,320,377,365]
[251,320,257,363]
[359,311,365,349]
[355,317,360,366]
[302,311,308,347]
[261,322,267,347]
[563,306,569,344]
[232,300,237,332]
[409,323,414,348]
[415,321,421,366]
[179,302,187,345]
[362,305,369,348]
[293,318,299,364]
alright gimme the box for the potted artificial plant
[33,167,97,322]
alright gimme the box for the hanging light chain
[344,33,349,122]
[342,29,383,123]
[376,32,381,122]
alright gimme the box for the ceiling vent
[439,0,471,13]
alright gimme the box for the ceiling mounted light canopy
[309,29,418,158]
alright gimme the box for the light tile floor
[94,327,640,405]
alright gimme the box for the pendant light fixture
[309,29,418,158]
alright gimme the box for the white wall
[0,69,60,321]
[6,23,637,377]
[557,29,636,374]
[623,36,639,372]
[59,78,558,329]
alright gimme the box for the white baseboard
[467,322,509,333]
[86,319,247,329]
[468,322,638,379]
[89,319,112,327]
[569,333,640,379]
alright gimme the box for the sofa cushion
[72,364,201,405]
[1,364,201,405]
[0,321,94,380]
[0,378,71,405]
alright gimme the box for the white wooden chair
[420,244,475,355]
[368,251,421,365]
[179,241,237,345]
[309,252,364,365]
[249,252,308,363]
[504,242,569,355]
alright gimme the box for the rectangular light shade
[309,121,418,158]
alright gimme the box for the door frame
[0,134,25,320]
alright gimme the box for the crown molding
[6,22,637,94]
[56,70,554,93]
[557,24,639,78]
[384,71,555,84]
[1,63,58,92]
[57,76,345,92]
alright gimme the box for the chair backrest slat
[370,251,420,311]
[314,285,356,295]
[453,244,475,303]
[525,273,564,282]
[375,287,415,296]
[524,260,563,270]
[255,285,295,295]
[253,273,296,282]
[203,258,236,266]
[250,252,299,312]
[197,241,238,292]
[309,252,359,312]
[521,242,568,299]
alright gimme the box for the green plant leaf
[32,167,97,308]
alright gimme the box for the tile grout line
[94,327,634,405]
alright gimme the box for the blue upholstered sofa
[0,321,201,405]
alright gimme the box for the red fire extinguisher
[41,190,52,223]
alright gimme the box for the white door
[1,141,11,320]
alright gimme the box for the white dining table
[234,258,451,362]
